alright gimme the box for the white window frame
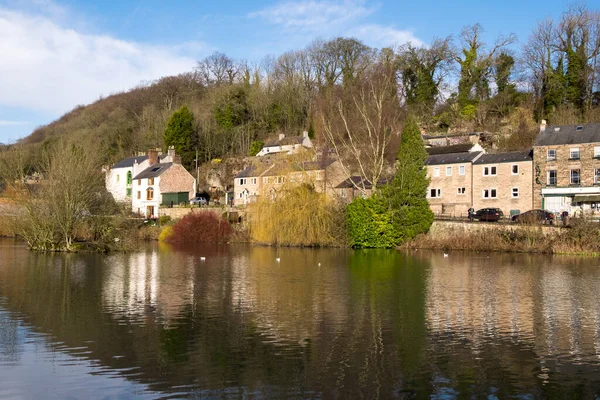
[446,166,452,176]
[457,187,466,195]
[570,147,580,160]
[433,167,440,177]
[251,178,257,185]
[482,188,497,199]
[595,169,600,184]
[511,187,519,198]
[429,188,441,198]
[459,165,465,176]
[483,166,497,176]
[570,169,580,185]
[595,146,600,158]
[547,149,556,160]
[512,164,519,175]
[239,178,247,185]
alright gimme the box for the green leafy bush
[346,197,397,248]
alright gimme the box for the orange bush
[166,212,232,245]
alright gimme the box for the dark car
[512,209,554,224]
[473,208,504,222]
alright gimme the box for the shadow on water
[0,239,599,398]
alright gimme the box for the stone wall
[427,220,563,237]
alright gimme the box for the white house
[255,131,313,157]
[105,147,175,202]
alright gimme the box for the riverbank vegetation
[163,212,233,245]
[248,184,346,247]
[404,220,600,256]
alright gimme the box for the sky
[0,0,581,143]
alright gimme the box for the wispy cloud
[249,0,423,49]
[0,120,30,126]
[0,7,209,115]
[348,24,423,48]
[249,0,376,32]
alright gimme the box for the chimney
[540,120,547,132]
[279,133,285,141]
[168,145,176,159]
[173,155,182,165]
[147,149,158,166]
[302,130,308,138]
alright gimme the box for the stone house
[471,150,534,217]
[422,132,481,147]
[255,132,313,157]
[533,122,600,214]
[233,159,346,205]
[425,151,484,216]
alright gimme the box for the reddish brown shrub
[166,212,232,245]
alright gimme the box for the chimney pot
[168,145,176,159]
[302,130,308,138]
[540,120,547,132]
[279,133,285,141]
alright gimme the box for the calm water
[1,239,600,399]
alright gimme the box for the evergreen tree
[384,116,433,242]
[164,106,196,168]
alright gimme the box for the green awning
[572,195,600,203]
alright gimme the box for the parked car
[190,196,208,206]
[512,209,554,224]
[473,208,504,222]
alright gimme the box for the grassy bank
[403,220,600,256]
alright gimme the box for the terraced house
[533,123,600,214]
[471,151,534,217]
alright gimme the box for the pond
[0,239,599,398]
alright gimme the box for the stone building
[255,132,313,157]
[533,123,600,214]
[425,151,483,216]
[472,150,534,217]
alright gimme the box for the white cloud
[249,0,423,50]
[0,8,209,115]
[249,0,375,32]
[0,120,30,126]
[348,24,423,48]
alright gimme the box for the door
[146,206,155,218]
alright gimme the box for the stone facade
[426,162,475,217]
[472,159,533,216]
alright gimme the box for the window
[146,187,154,200]
[595,169,600,184]
[595,147,600,158]
[239,178,247,185]
[138,180,142,186]
[483,166,497,176]
[250,178,257,185]
[483,189,497,198]
[116,174,120,182]
[457,187,466,195]
[570,169,580,185]
[275,176,285,184]
[433,167,440,177]
[446,166,452,176]
[512,187,519,198]
[148,177,154,186]
[127,171,132,185]
[570,148,580,160]
[547,170,557,186]
[459,165,465,176]
[340,190,347,199]
[430,188,441,198]
[137,191,141,199]
[512,165,519,175]
[547,149,556,160]
[126,188,132,197]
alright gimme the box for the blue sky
[0,0,580,143]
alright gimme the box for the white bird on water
[276,258,281,262]
[200,257,206,261]
[443,253,449,258]
[318,263,321,267]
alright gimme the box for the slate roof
[235,165,263,179]
[535,123,600,146]
[112,155,148,169]
[111,154,168,169]
[425,151,483,166]
[422,132,480,140]
[426,143,476,155]
[133,163,173,180]
[472,150,533,165]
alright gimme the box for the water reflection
[0,240,599,398]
